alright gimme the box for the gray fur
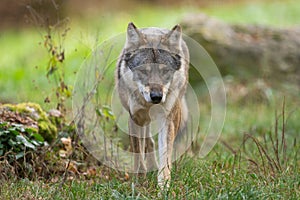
[115,22,190,189]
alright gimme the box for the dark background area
[0,0,245,29]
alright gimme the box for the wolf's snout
[150,91,163,104]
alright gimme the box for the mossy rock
[0,102,57,142]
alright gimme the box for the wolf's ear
[163,24,182,48]
[126,22,144,48]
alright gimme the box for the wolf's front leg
[145,125,158,171]
[129,118,147,174]
[158,121,175,189]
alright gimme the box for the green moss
[37,121,57,142]
[0,103,57,142]
[4,102,47,119]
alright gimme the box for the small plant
[223,100,299,179]
[0,121,61,180]
[27,3,72,118]
[43,20,72,117]
[0,122,46,162]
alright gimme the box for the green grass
[0,147,299,199]
[0,160,298,199]
[0,0,300,199]
[0,102,299,199]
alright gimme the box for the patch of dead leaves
[59,137,73,158]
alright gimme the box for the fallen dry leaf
[124,172,129,181]
[66,161,79,174]
[87,167,96,176]
[59,150,68,158]
[60,137,72,157]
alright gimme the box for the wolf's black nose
[150,91,163,104]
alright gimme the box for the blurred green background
[0,0,299,108]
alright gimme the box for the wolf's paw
[157,171,171,191]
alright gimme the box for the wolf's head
[119,22,188,105]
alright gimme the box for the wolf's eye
[172,54,181,70]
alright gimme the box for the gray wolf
[115,22,189,189]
